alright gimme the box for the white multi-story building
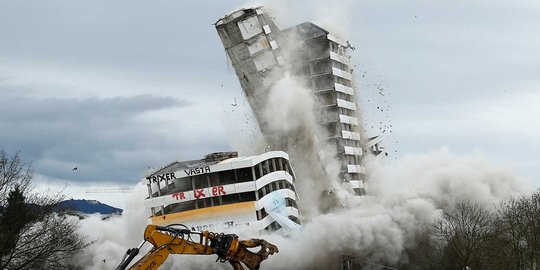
[143,151,301,234]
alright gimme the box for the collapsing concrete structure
[215,7,384,195]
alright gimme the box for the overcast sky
[1,0,539,207]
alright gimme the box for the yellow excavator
[115,224,279,270]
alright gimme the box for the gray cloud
[0,88,188,122]
[0,83,224,183]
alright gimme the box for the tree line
[0,150,89,269]
[405,190,540,270]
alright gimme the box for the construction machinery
[115,224,278,270]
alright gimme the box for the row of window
[155,179,298,217]
[301,38,349,61]
[335,136,362,148]
[159,179,298,216]
[320,122,359,140]
[254,158,294,179]
[158,191,258,215]
[329,41,349,57]
[303,59,349,78]
[256,179,296,200]
[307,70,352,90]
[152,158,294,197]
[303,38,330,59]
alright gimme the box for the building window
[286,198,298,209]
[168,178,193,194]
[318,92,336,106]
[314,74,334,90]
[288,215,300,224]
[219,191,257,207]
[219,170,236,185]
[257,179,297,199]
[236,167,253,183]
[263,221,283,232]
[262,160,270,176]
[285,161,293,176]
[221,193,239,205]
[336,77,350,87]
[168,201,196,213]
[313,60,331,75]
[209,172,219,186]
[255,164,262,179]
[270,159,277,172]
[238,192,256,202]
[277,158,284,171]
[271,181,278,192]
[193,174,210,189]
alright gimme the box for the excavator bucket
[228,239,279,270]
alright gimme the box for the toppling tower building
[215,7,383,196]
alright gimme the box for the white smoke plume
[197,150,528,270]
[74,184,150,269]
[258,149,530,269]
[73,151,530,269]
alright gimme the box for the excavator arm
[115,224,278,270]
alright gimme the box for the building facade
[282,22,367,194]
[142,151,301,234]
[215,7,384,195]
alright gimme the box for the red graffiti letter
[194,189,205,199]
[172,192,185,200]
[218,185,226,195]
[212,185,226,196]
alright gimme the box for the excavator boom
[116,224,278,270]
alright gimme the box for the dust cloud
[74,184,150,269]
[258,150,529,269]
[76,150,529,269]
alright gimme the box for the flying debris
[72,166,78,171]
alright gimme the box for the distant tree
[0,150,89,270]
[400,228,438,270]
[430,200,495,270]
[498,190,540,270]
